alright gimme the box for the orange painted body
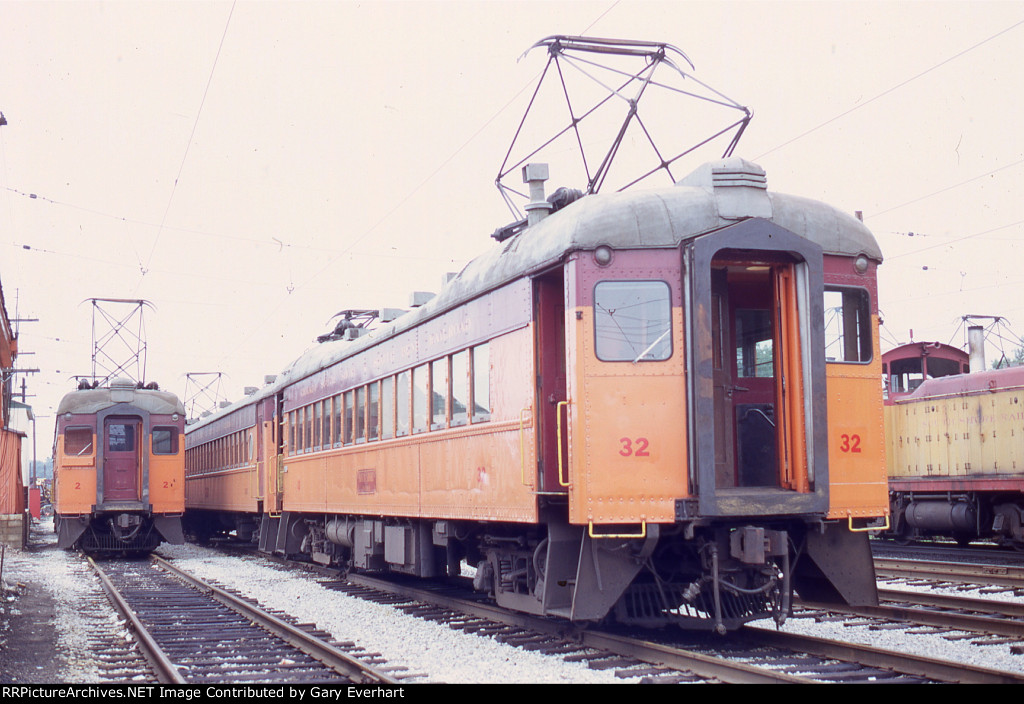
[53,433,98,516]
[824,316,888,520]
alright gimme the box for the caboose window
[153,427,178,455]
[824,287,872,363]
[64,427,93,456]
[594,281,672,362]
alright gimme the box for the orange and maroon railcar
[185,157,888,631]
[54,378,185,553]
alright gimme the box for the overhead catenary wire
[134,0,237,296]
[755,18,1024,161]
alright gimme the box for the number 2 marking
[619,437,650,457]
[839,433,862,453]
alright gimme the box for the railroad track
[179,543,1024,683]
[88,556,405,684]
[796,587,1024,642]
[874,556,1024,590]
[325,570,1024,684]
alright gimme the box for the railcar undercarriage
[192,510,876,632]
[887,490,1024,548]
[57,512,181,554]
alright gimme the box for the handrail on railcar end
[848,512,890,533]
[556,400,570,487]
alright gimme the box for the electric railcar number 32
[184,155,889,632]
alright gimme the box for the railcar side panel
[312,443,419,516]
[821,256,888,520]
[824,364,888,518]
[419,426,537,521]
[279,325,539,522]
[566,249,689,526]
[149,413,186,513]
[54,428,97,515]
[187,466,259,512]
[890,381,1024,480]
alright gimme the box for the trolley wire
[754,18,1024,161]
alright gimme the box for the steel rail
[799,589,1024,639]
[88,557,186,684]
[874,556,1024,589]
[151,556,398,685]
[743,627,1024,684]
[342,572,812,684]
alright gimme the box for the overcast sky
[2,0,1023,459]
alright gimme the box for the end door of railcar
[103,416,141,502]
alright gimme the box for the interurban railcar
[184,157,888,631]
[54,378,186,553]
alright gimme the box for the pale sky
[2,0,1023,459]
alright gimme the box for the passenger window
[344,392,354,445]
[381,377,395,440]
[312,403,321,450]
[289,411,297,455]
[65,427,93,456]
[594,281,672,362]
[451,351,469,426]
[412,364,429,434]
[322,399,332,448]
[332,395,342,447]
[431,358,449,430]
[355,386,366,442]
[367,383,380,441]
[471,344,490,422]
[824,288,872,363]
[396,371,411,437]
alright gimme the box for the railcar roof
[882,341,969,366]
[896,365,1024,401]
[190,157,881,430]
[57,385,185,416]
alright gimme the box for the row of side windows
[186,428,251,477]
[287,343,490,456]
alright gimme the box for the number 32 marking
[619,437,650,457]
[839,433,861,453]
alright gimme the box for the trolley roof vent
[109,377,135,389]
[676,157,771,221]
[711,162,767,190]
